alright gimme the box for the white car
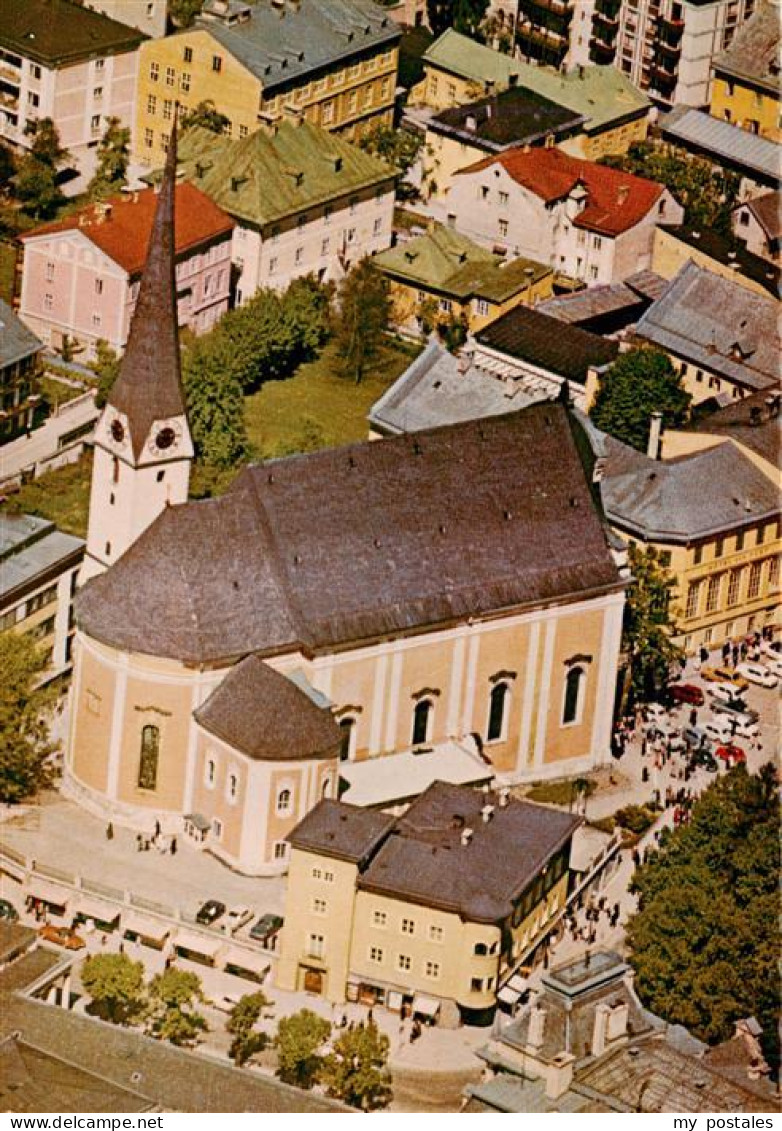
[221,906,253,935]
[763,656,782,679]
[704,717,733,745]
[707,683,747,708]
[731,717,761,740]
[645,703,667,722]
[735,662,778,689]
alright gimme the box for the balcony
[519,0,573,17]
[0,65,20,85]
[0,90,19,111]
[658,13,684,35]
[594,0,621,15]
[649,63,677,89]
[589,38,617,62]
[656,35,682,57]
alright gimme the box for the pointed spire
[108,116,186,459]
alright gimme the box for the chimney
[461,827,473,846]
[498,786,510,808]
[481,804,495,824]
[527,1005,547,1050]
[647,410,662,459]
[617,184,629,206]
[592,1002,611,1057]
[465,114,477,132]
[606,1001,630,1042]
[545,1052,576,1100]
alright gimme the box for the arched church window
[338,717,356,762]
[562,666,586,726]
[487,682,510,742]
[138,724,160,790]
[277,787,292,815]
[412,698,433,747]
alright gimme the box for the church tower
[81,124,193,583]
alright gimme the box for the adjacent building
[732,191,781,262]
[133,0,401,167]
[631,261,780,404]
[175,118,396,301]
[651,224,780,298]
[18,184,234,359]
[1,513,85,678]
[710,3,780,141]
[373,225,553,336]
[444,147,682,288]
[537,269,667,335]
[276,783,581,1024]
[659,107,781,196]
[0,0,144,175]
[0,300,43,446]
[411,27,524,110]
[80,0,168,38]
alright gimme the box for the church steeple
[81,120,193,583]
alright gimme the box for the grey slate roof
[659,107,781,187]
[76,404,623,664]
[1,513,84,604]
[0,300,42,371]
[476,305,619,384]
[107,123,186,459]
[537,272,665,328]
[712,3,780,96]
[368,339,537,435]
[634,261,780,393]
[429,86,585,152]
[741,190,782,241]
[598,432,780,542]
[196,0,400,95]
[288,799,395,864]
[194,654,341,762]
[688,390,781,468]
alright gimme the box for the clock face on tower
[148,421,182,455]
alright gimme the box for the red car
[38,924,86,950]
[715,744,746,765]
[668,683,704,707]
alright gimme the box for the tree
[359,126,426,202]
[602,141,740,235]
[0,632,56,804]
[589,347,691,452]
[622,543,683,705]
[168,0,204,28]
[333,259,390,384]
[87,117,131,200]
[181,336,248,467]
[146,968,208,1047]
[280,274,333,356]
[226,991,271,1067]
[14,119,68,220]
[82,953,147,1025]
[321,1021,392,1111]
[180,100,230,135]
[0,144,16,197]
[274,1009,331,1089]
[427,0,489,38]
[89,340,120,408]
[627,764,780,1070]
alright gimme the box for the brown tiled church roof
[194,655,341,761]
[76,403,623,664]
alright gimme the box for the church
[65,128,627,877]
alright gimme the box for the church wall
[114,672,193,811]
[542,606,606,764]
[190,734,249,863]
[69,641,115,795]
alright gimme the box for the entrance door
[304,968,324,994]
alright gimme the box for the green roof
[422,27,522,87]
[0,0,145,68]
[176,119,396,229]
[423,30,649,134]
[374,226,549,302]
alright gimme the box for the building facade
[175,118,395,302]
[710,3,780,141]
[18,185,233,360]
[0,0,144,175]
[82,0,168,38]
[133,0,400,167]
[0,299,42,446]
[277,784,580,1024]
[732,192,781,262]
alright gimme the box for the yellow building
[651,226,780,301]
[133,0,400,166]
[595,396,781,653]
[412,27,523,110]
[373,225,552,337]
[276,783,579,1026]
[710,4,780,142]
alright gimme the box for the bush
[614,804,657,836]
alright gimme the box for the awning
[222,945,271,977]
[174,930,224,959]
[497,985,521,1006]
[77,896,121,924]
[28,880,71,907]
[184,813,210,832]
[123,915,171,943]
[386,990,404,1012]
[412,993,440,1018]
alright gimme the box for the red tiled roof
[21,184,234,275]
[457,147,664,237]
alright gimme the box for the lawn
[3,454,93,539]
[523,777,599,806]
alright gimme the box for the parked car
[668,683,704,707]
[731,716,760,740]
[39,925,86,950]
[760,639,780,658]
[683,725,710,751]
[644,703,667,722]
[711,699,759,723]
[249,913,284,949]
[704,717,734,745]
[762,655,782,679]
[221,906,253,934]
[707,683,747,709]
[735,661,779,689]
[692,747,719,772]
[0,899,19,922]
[195,900,226,926]
[715,743,746,765]
[701,666,749,691]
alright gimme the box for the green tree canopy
[321,1020,392,1111]
[181,335,248,468]
[0,632,55,804]
[14,119,68,220]
[333,258,390,384]
[180,100,230,135]
[168,0,204,28]
[89,340,120,408]
[275,1009,331,1089]
[589,347,691,452]
[87,117,131,201]
[226,992,270,1067]
[622,543,683,705]
[427,0,489,37]
[146,968,208,1047]
[358,125,425,202]
[627,764,780,1069]
[82,953,147,1025]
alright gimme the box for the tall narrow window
[562,667,585,726]
[487,682,509,742]
[276,787,292,814]
[412,698,433,746]
[338,717,355,762]
[138,725,160,790]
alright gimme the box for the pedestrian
[689,707,698,727]
[732,645,739,667]
[154,819,162,839]
[170,837,177,856]
[136,833,143,852]
[722,641,731,664]
[106,822,114,840]
[699,645,709,666]
[632,848,641,868]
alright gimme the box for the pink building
[19,184,234,361]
